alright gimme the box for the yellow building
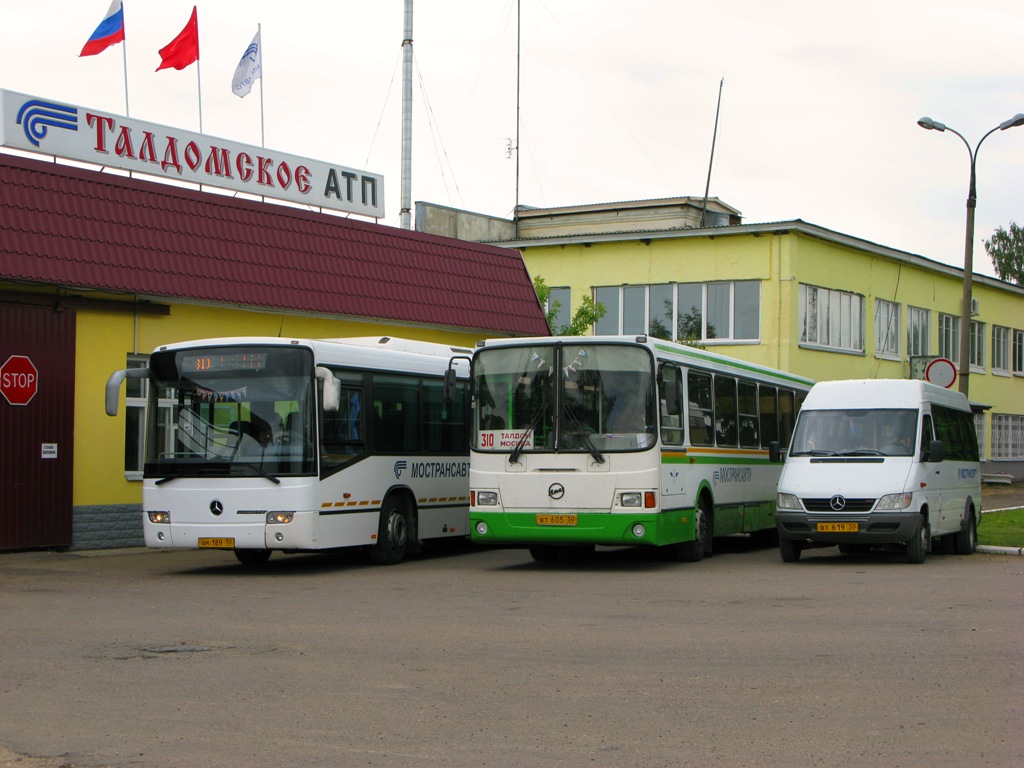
[419,198,1024,479]
[0,154,547,551]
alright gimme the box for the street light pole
[917,113,1024,397]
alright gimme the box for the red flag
[156,6,199,71]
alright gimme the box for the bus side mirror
[443,368,458,403]
[105,368,150,416]
[444,355,472,403]
[768,440,783,463]
[315,366,341,412]
[925,439,944,463]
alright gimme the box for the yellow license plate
[536,514,578,527]
[198,537,235,548]
[817,522,859,533]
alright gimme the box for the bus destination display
[182,351,268,372]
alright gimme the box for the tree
[533,276,606,336]
[984,222,1024,285]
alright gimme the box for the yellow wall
[75,301,486,507]
[521,228,1024,460]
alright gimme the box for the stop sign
[1,355,39,406]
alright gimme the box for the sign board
[925,357,957,389]
[1,354,39,405]
[0,90,384,218]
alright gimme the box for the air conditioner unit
[970,298,980,316]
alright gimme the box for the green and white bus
[464,335,812,561]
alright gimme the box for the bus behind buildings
[773,379,981,564]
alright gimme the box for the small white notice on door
[41,443,58,459]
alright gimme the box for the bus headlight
[267,511,295,524]
[620,492,642,508]
[475,521,489,536]
[147,511,171,524]
[777,493,801,510]
[875,493,913,510]
[475,491,498,506]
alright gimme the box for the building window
[969,320,985,370]
[991,414,1024,460]
[907,306,930,357]
[975,412,986,461]
[992,326,1010,374]
[595,281,760,343]
[799,284,864,353]
[875,299,900,358]
[546,286,571,333]
[1014,329,1024,375]
[938,313,959,363]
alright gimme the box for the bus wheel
[673,497,710,562]
[370,496,410,565]
[529,545,560,562]
[234,549,271,568]
[906,519,929,564]
[954,510,977,555]
[778,537,802,563]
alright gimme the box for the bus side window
[687,370,714,446]
[659,363,683,445]
[759,385,779,448]
[714,375,738,447]
[738,380,759,448]
[779,390,797,447]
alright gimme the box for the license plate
[198,537,235,548]
[536,514,578,527]
[816,522,859,533]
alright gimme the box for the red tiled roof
[0,153,549,336]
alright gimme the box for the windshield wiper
[561,406,605,464]
[234,462,282,484]
[791,449,838,457]
[838,449,885,457]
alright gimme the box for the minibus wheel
[779,537,802,563]
[906,519,929,564]
[954,510,977,555]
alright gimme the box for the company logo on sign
[16,100,78,146]
[1,89,385,218]
[713,467,751,485]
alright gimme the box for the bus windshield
[145,345,317,479]
[473,343,656,454]
[789,408,918,457]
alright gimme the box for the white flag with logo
[231,29,262,98]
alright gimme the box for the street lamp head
[917,116,946,132]
[999,113,1024,130]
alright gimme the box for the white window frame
[992,326,1010,375]
[1013,329,1024,376]
[799,283,864,354]
[938,313,960,364]
[594,281,761,344]
[124,354,176,481]
[874,299,900,359]
[969,319,985,372]
[907,306,930,357]
[991,413,1024,460]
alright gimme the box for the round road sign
[1,355,39,406]
[925,357,957,389]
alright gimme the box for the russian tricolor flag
[80,1,125,57]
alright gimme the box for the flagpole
[196,57,203,134]
[120,1,130,116]
[258,23,265,147]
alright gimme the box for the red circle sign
[925,357,957,389]
[1,355,39,406]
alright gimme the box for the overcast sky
[2,1,1022,277]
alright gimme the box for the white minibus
[772,379,981,563]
